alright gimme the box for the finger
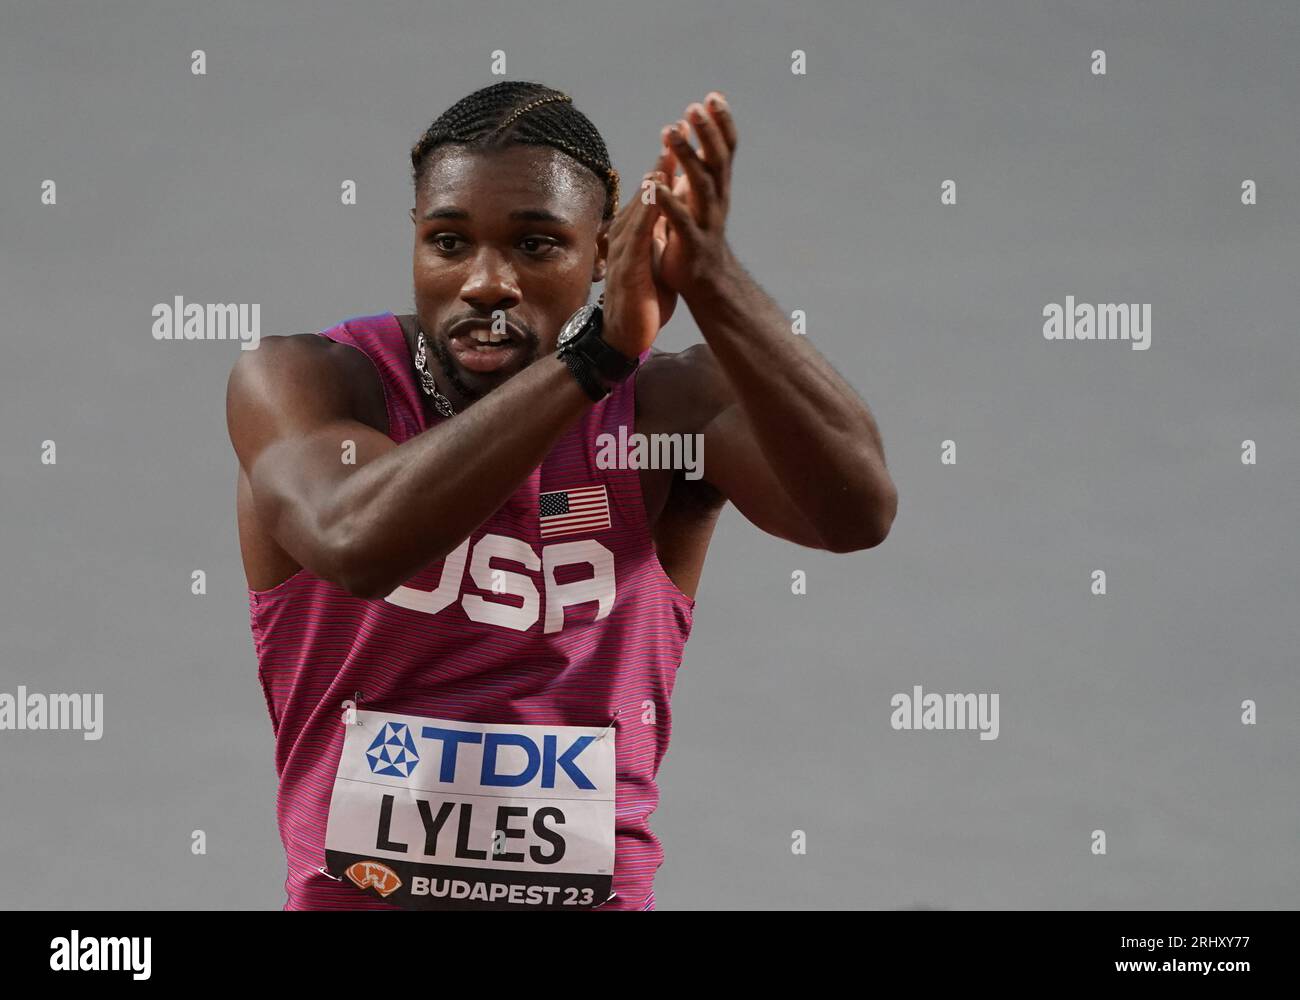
[655,144,675,178]
[659,126,691,175]
[631,172,664,240]
[659,125,680,174]
[617,162,660,220]
[686,102,730,200]
[658,139,689,202]
[654,146,675,197]
[664,120,715,223]
[655,129,693,232]
[605,196,633,240]
[705,91,738,152]
[608,168,656,241]
[651,146,676,245]
[665,121,707,223]
[653,180,695,236]
[613,171,663,262]
[658,175,687,251]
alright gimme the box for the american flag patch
[539,485,611,539]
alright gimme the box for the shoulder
[225,332,385,432]
[228,331,370,385]
[635,343,736,435]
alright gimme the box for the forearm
[329,354,591,597]
[686,250,896,547]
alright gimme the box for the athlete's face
[410,144,608,404]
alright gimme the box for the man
[226,80,897,911]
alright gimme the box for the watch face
[557,303,596,348]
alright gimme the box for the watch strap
[559,348,610,402]
[577,324,640,384]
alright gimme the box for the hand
[652,92,738,300]
[599,168,669,358]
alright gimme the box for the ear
[592,217,611,284]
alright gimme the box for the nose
[461,248,521,314]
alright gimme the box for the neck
[400,313,477,415]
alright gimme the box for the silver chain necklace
[413,326,455,417]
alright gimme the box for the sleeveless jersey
[246,312,696,911]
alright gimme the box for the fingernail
[687,103,706,122]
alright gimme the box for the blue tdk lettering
[480,733,542,787]
[544,734,596,790]
[421,727,483,782]
[421,727,597,789]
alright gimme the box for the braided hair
[410,81,620,220]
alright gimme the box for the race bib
[323,709,616,910]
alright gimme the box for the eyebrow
[420,206,573,225]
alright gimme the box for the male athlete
[226,81,897,911]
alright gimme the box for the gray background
[2,0,1296,909]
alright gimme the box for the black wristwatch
[556,303,639,402]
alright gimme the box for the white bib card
[324,709,616,909]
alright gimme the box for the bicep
[646,344,831,550]
[226,338,397,576]
[699,402,830,549]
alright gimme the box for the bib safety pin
[341,691,362,726]
[317,866,343,882]
[596,709,620,741]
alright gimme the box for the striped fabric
[246,313,695,911]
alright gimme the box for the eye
[428,233,464,253]
[519,236,560,256]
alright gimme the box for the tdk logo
[366,722,420,777]
[364,720,598,790]
[423,727,596,790]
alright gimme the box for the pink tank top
[247,313,695,911]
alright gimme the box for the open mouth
[447,323,530,374]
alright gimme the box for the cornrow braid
[488,92,573,138]
[410,81,621,220]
